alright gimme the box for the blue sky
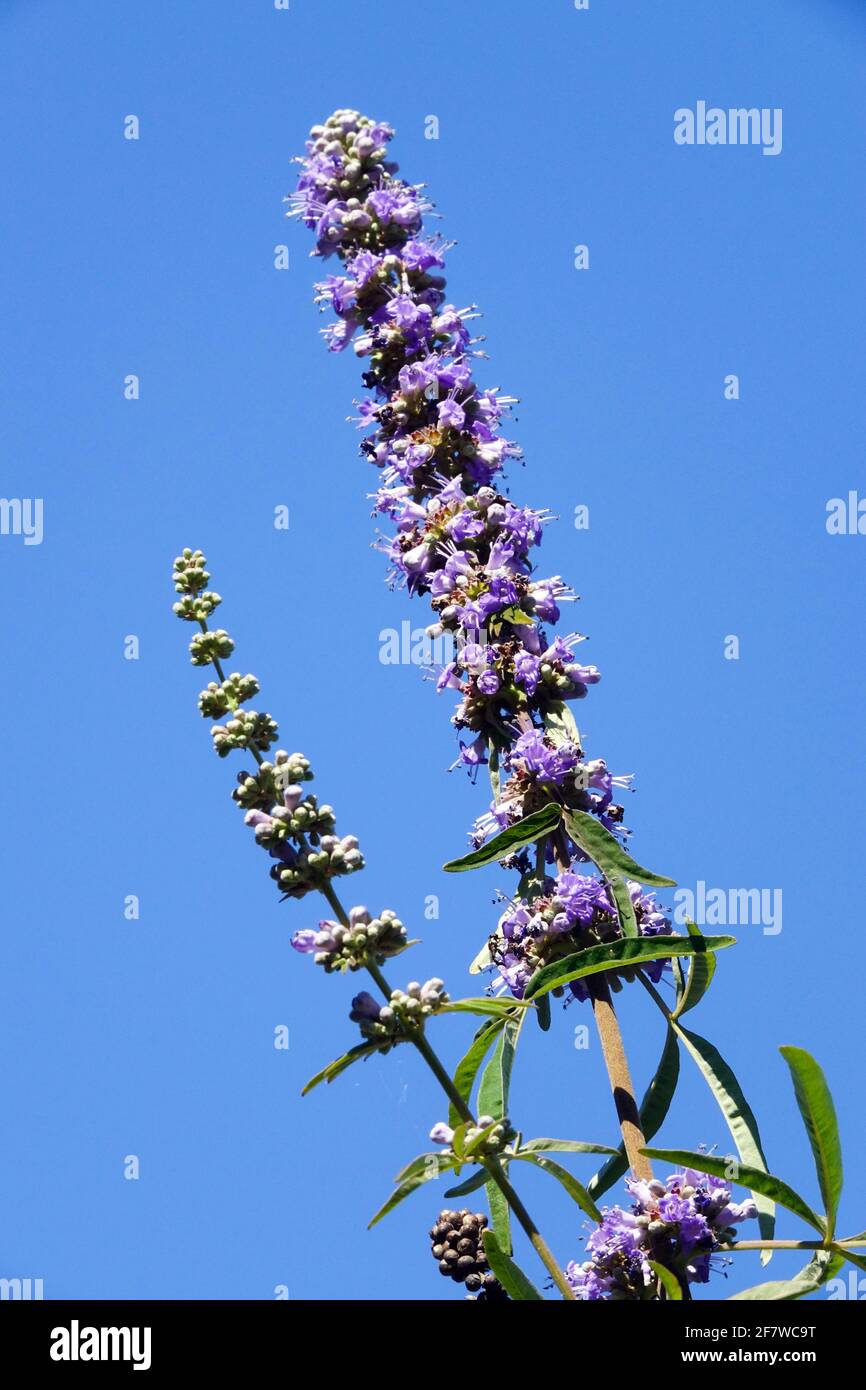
[1,0,865,1301]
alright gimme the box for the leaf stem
[586,973,653,1182]
[547,824,652,1182]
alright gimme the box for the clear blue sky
[2,0,865,1301]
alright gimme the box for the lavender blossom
[289,111,636,875]
[566,1167,757,1299]
[489,871,674,1001]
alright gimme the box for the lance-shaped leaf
[481,1228,544,1301]
[521,1138,619,1157]
[780,1046,843,1239]
[301,1040,384,1095]
[478,1014,523,1121]
[543,699,581,749]
[650,1262,683,1300]
[729,1249,844,1301]
[563,809,677,887]
[672,1022,776,1251]
[486,1177,511,1254]
[512,1152,602,1223]
[535,993,552,1031]
[448,1018,505,1129]
[443,1167,489,1200]
[608,875,638,939]
[833,1245,866,1274]
[369,1152,457,1227]
[440,997,531,1019]
[641,1148,825,1235]
[524,934,735,1001]
[443,802,562,872]
[588,1025,680,1201]
[469,940,492,975]
[478,1014,525,1250]
[672,922,716,1017]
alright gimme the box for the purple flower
[291,110,655,905]
[489,864,675,1003]
[566,1166,756,1299]
[437,397,466,430]
[429,1122,454,1146]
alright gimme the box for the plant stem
[195,611,576,1297]
[335,913,575,1298]
[197,617,263,763]
[548,831,652,1182]
[587,973,653,1182]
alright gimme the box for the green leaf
[477,1015,523,1121]
[369,1153,456,1227]
[672,1021,776,1253]
[485,1176,511,1253]
[449,1121,470,1161]
[671,957,687,1008]
[481,1228,544,1301]
[834,1245,866,1274]
[440,997,531,1019]
[469,940,492,975]
[443,803,563,873]
[641,1148,824,1235]
[301,1041,383,1096]
[535,993,552,1032]
[478,1013,524,1255]
[780,1046,843,1239]
[512,1153,602,1223]
[543,700,581,749]
[608,875,638,939]
[729,1276,822,1301]
[672,922,717,1018]
[729,1251,843,1301]
[525,935,735,1001]
[443,1167,489,1200]
[588,1025,680,1201]
[499,604,534,627]
[448,1019,505,1130]
[563,809,677,887]
[521,1138,619,1157]
[650,1261,683,1300]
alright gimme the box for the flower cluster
[173,549,364,901]
[291,906,408,973]
[289,112,633,880]
[349,977,449,1050]
[566,1168,757,1300]
[429,1116,514,1158]
[490,872,674,1001]
[430,1209,509,1301]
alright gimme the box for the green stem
[197,617,263,764]
[349,924,575,1298]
